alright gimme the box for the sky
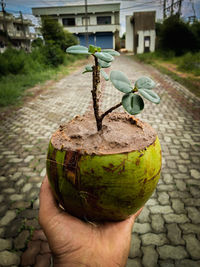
[3,0,200,35]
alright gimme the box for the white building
[0,11,36,52]
[126,11,156,54]
[32,3,121,49]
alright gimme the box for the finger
[39,175,61,222]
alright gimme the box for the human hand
[39,176,143,267]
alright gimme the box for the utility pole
[1,0,7,35]
[171,0,174,15]
[84,0,89,47]
[177,0,183,17]
[163,0,166,19]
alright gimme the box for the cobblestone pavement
[0,55,200,267]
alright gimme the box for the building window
[62,18,75,26]
[97,16,111,25]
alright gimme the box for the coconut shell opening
[51,112,157,155]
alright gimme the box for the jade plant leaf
[98,59,111,68]
[66,45,91,54]
[138,89,160,104]
[110,70,133,93]
[122,93,144,115]
[94,52,114,62]
[135,76,155,90]
[100,69,109,81]
[102,49,120,56]
[82,65,93,74]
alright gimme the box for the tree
[158,15,197,56]
[41,16,78,51]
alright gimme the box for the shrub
[41,42,65,67]
[158,15,197,56]
[178,52,200,76]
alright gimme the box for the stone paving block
[149,205,173,214]
[0,238,12,251]
[166,223,185,245]
[137,206,150,223]
[163,214,189,224]
[14,230,30,250]
[132,223,151,234]
[175,259,200,267]
[158,192,170,205]
[126,258,142,267]
[141,233,168,246]
[171,198,185,214]
[183,234,200,259]
[157,245,188,260]
[151,214,165,233]
[0,250,20,266]
[129,233,141,258]
[186,207,200,224]
[142,245,158,267]
[0,210,16,226]
[180,223,200,234]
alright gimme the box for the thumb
[39,175,61,226]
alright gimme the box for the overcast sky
[4,0,200,35]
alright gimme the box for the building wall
[32,3,120,49]
[125,11,156,54]
[137,30,155,54]
[125,15,134,52]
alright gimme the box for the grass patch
[0,52,86,108]
[134,52,200,98]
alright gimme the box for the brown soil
[51,112,157,155]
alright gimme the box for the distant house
[126,11,156,54]
[0,11,36,53]
[32,2,120,49]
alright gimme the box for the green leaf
[98,59,111,68]
[100,69,109,81]
[82,65,93,74]
[94,52,114,62]
[135,76,155,90]
[122,93,144,115]
[88,45,96,54]
[102,49,120,56]
[66,45,90,54]
[138,89,160,104]
[110,70,133,93]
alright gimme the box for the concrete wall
[125,15,133,52]
[137,30,155,54]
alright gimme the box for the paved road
[0,55,200,267]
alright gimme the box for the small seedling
[67,44,160,131]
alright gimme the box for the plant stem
[100,102,122,122]
[92,56,101,131]
[92,56,123,131]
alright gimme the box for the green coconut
[46,113,162,221]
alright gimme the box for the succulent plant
[66,44,160,131]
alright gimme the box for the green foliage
[177,52,200,76]
[31,37,43,48]
[41,41,65,67]
[100,69,109,81]
[157,15,199,56]
[66,45,91,54]
[122,94,144,115]
[41,16,78,51]
[110,71,160,114]
[66,44,160,116]
[110,71,132,93]
[94,52,114,62]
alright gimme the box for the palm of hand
[39,176,142,267]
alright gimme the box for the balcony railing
[7,30,36,39]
